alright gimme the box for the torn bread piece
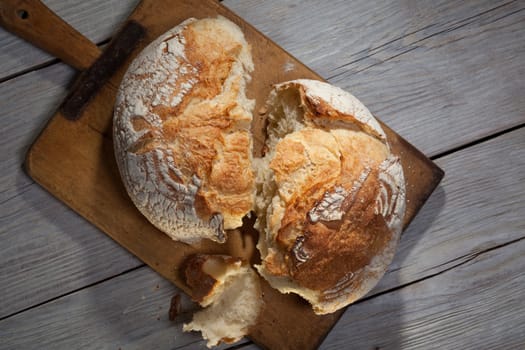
[183,254,263,348]
[113,17,255,244]
[254,79,406,315]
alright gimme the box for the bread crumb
[169,294,181,321]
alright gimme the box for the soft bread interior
[253,87,305,245]
[183,256,262,348]
[253,87,321,303]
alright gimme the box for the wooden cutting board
[13,0,443,349]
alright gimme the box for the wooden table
[1,1,524,349]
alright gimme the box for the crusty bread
[113,17,255,244]
[183,254,262,348]
[113,14,406,320]
[254,79,406,315]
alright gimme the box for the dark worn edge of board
[60,20,146,120]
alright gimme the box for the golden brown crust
[256,79,406,314]
[113,17,255,244]
[153,21,254,221]
[265,137,390,291]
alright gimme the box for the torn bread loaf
[113,17,255,244]
[113,14,406,320]
[183,254,262,348]
[254,79,406,315]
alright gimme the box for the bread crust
[183,254,263,347]
[113,17,255,244]
[256,80,406,314]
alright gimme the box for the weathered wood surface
[371,127,525,294]
[225,0,525,156]
[3,0,524,156]
[0,265,249,350]
[2,121,523,350]
[0,63,141,319]
[324,239,525,349]
[1,0,524,349]
[0,0,140,79]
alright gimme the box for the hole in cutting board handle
[17,9,29,20]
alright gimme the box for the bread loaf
[113,17,255,244]
[254,80,406,315]
[113,15,406,319]
[183,254,262,348]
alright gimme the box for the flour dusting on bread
[113,17,255,244]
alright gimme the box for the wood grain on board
[19,0,442,348]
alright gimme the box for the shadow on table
[319,185,446,350]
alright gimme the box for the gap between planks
[352,234,525,308]
[325,0,522,80]
[0,264,145,322]
[0,0,513,85]
[430,122,525,160]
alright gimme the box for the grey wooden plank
[1,0,522,152]
[320,233,525,349]
[224,0,525,157]
[223,0,510,78]
[0,0,510,81]
[0,266,249,350]
[0,0,140,79]
[0,63,141,319]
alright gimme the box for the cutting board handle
[0,0,101,70]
